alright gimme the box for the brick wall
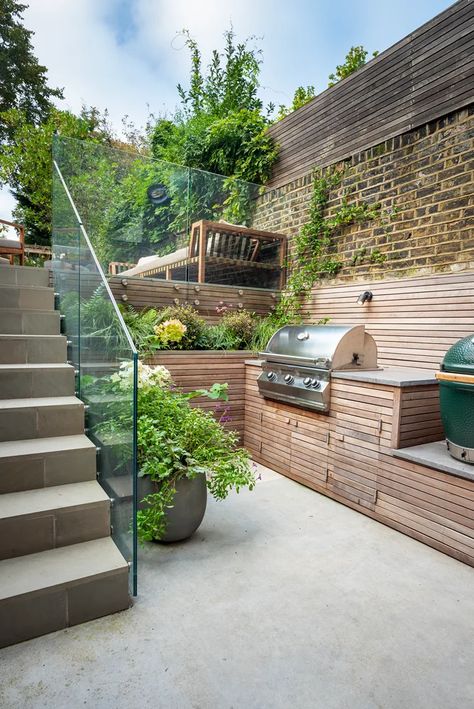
[253,106,474,283]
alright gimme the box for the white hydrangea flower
[112,360,172,390]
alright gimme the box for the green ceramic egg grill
[437,334,474,464]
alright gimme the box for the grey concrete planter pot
[138,473,207,543]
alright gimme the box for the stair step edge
[0,537,128,600]
[0,434,95,459]
[0,396,83,410]
[0,481,109,519]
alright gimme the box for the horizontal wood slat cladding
[267,0,474,187]
[146,351,251,439]
[303,270,474,370]
[244,362,474,566]
[109,277,279,320]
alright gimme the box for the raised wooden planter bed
[145,351,252,439]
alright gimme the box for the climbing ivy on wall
[276,168,382,320]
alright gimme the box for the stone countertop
[244,360,438,387]
[245,359,264,367]
[332,367,438,387]
[394,441,474,483]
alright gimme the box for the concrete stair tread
[0,283,52,292]
[0,480,109,520]
[0,363,73,371]
[0,537,127,601]
[0,334,63,340]
[0,309,60,336]
[0,307,58,315]
[0,434,95,459]
[0,395,82,410]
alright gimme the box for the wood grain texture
[303,270,474,370]
[244,362,474,567]
[146,351,251,439]
[267,0,474,187]
[109,277,279,321]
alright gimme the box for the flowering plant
[153,319,187,346]
[135,370,255,542]
[110,360,172,390]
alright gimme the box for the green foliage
[328,46,379,87]
[121,304,265,353]
[137,486,176,542]
[250,309,301,352]
[156,304,206,349]
[0,108,113,243]
[177,28,264,118]
[369,248,387,264]
[277,86,316,120]
[135,378,255,541]
[119,305,160,355]
[150,28,277,185]
[277,169,382,320]
[0,0,63,145]
[219,309,256,348]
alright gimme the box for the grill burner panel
[258,324,378,412]
[259,361,331,411]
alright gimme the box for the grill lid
[441,334,474,375]
[261,324,377,370]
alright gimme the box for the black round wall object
[147,183,171,206]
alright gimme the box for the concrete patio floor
[1,464,473,709]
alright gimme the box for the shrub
[135,368,255,541]
[156,304,206,349]
[220,309,256,348]
[199,323,239,351]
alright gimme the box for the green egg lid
[441,334,474,374]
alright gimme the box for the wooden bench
[115,221,287,289]
[0,219,25,265]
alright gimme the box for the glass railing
[52,157,138,596]
[52,136,286,291]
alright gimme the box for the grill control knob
[266,371,277,381]
[311,379,321,389]
[303,377,312,387]
[284,374,294,385]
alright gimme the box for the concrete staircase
[0,265,130,648]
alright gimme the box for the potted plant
[110,361,256,543]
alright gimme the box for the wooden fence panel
[267,0,474,186]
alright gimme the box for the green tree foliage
[0,107,114,243]
[277,45,379,121]
[277,85,316,120]
[0,0,63,145]
[328,45,379,87]
[151,28,277,185]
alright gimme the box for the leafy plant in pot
[120,362,256,543]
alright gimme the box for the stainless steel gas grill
[258,324,378,412]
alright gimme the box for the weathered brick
[253,107,474,283]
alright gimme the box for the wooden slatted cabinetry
[397,386,443,447]
[375,453,474,565]
[244,361,474,567]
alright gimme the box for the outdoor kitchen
[240,272,474,569]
